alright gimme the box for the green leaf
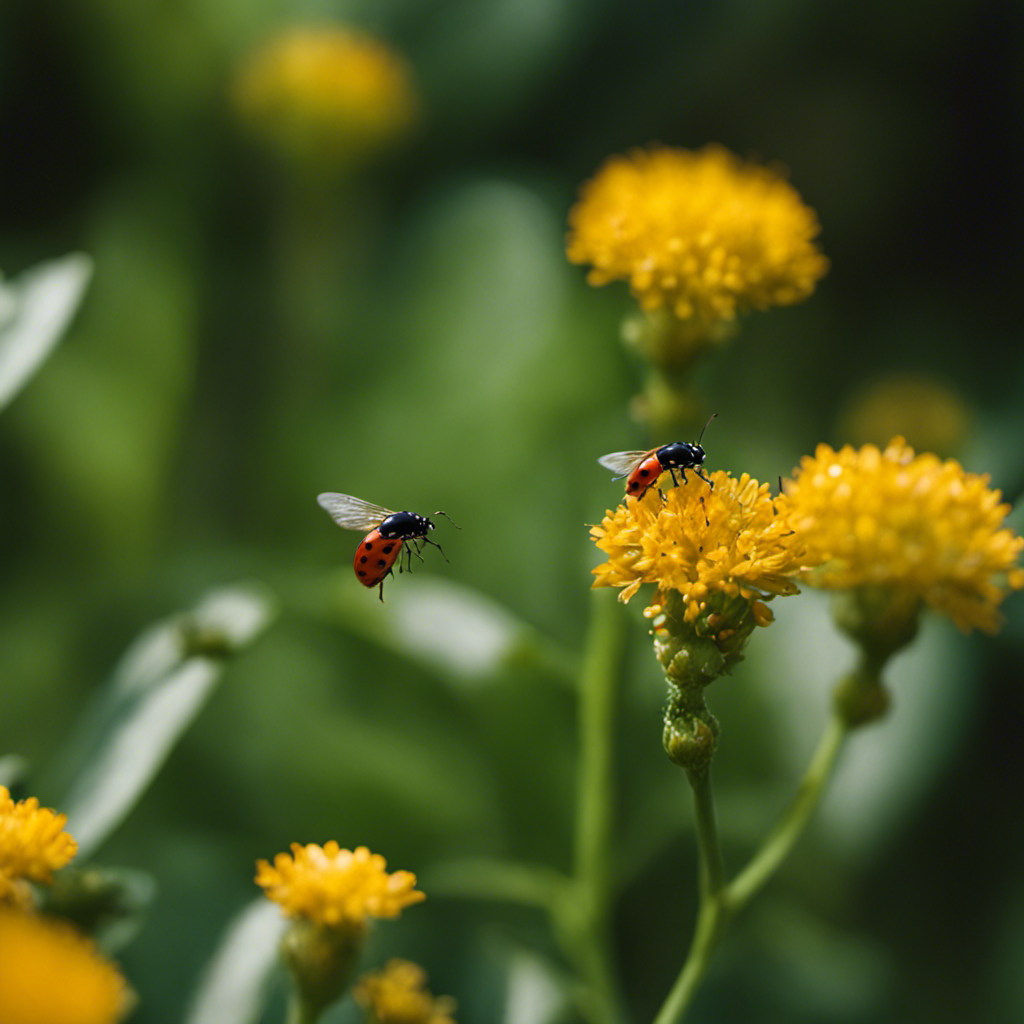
[0,754,29,789]
[0,254,92,412]
[422,858,567,910]
[53,585,276,858]
[184,899,285,1024]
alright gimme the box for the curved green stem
[285,994,320,1024]
[654,713,850,1024]
[652,769,730,1024]
[728,713,848,909]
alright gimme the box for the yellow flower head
[0,787,77,901]
[781,438,1024,633]
[355,960,457,1024]
[0,910,129,1024]
[567,145,827,323]
[591,470,811,624]
[255,843,425,929]
[232,26,416,168]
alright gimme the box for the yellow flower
[781,438,1024,633]
[355,960,457,1024]
[591,470,811,623]
[232,26,416,168]
[0,787,77,903]
[256,843,424,929]
[567,145,827,323]
[0,910,129,1024]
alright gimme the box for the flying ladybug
[599,414,717,501]
[317,493,458,602]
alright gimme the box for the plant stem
[652,769,729,1024]
[285,994,319,1024]
[653,713,850,1024]
[728,712,848,909]
[565,590,627,1023]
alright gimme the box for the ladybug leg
[699,494,709,528]
[408,540,426,563]
[669,467,680,488]
[378,578,386,603]
[696,467,714,489]
[422,536,449,563]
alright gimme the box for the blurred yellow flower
[591,471,810,622]
[567,145,827,323]
[232,26,416,169]
[781,438,1024,633]
[256,843,424,929]
[0,786,77,904]
[355,959,457,1024]
[0,910,129,1024]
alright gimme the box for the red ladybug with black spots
[599,414,717,500]
[316,493,457,602]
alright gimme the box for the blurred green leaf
[423,858,567,910]
[52,585,276,858]
[502,949,569,1024]
[185,898,285,1024]
[0,753,29,789]
[0,253,92,412]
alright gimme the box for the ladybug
[599,414,717,500]
[317,493,458,602]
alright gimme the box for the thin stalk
[728,713,848,909]
[285,994,319,1024]
[565,590,628,1023]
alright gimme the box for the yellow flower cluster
[0,787,77,906]
[567,145,827,323]
[0,910,128,1024]
[256,843,424,929]
[591,470,810,622]
[780,438,1024,633]
[232,27,416,168]
[355,960,457,1024]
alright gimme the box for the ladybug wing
[597,450,653,480]
[317,493,392,532]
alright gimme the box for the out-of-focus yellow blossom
[591,470,812,623]
[256,843,424,929]
[0,787,77,905]
[838,374,970,457]
[567,145,827,323]
[355,960,457,1024]
[0,910,129,1024]
[232,27,416,169]
[781,438,1024,633]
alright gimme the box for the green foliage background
[2,1,1023,1022]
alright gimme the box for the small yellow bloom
[0,910,129,1024]
[567,145,827,323]
[591,470,811,622]
[0,786,77,902]
[232,26,416,168]
[355,960,457,1024]
[781,438,1024,633]
[256,843,424,929]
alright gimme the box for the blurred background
[2,1,1022,1022]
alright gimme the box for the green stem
[728,713,849,909]
[285,994,319,1024]
[563,590,628,1023]
[652,769,730,1024]
[654,713,850,1024]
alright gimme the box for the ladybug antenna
[696,412,718,446]
[432,510,461,530]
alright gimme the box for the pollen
[780,438,1024,633]
[255,842,425,930]
[232,26,416,169]
[567,145,827,324]
[591,470,812,623]
[0,910,130,1024]
[354,959,457,1024]
[0,787,77,901]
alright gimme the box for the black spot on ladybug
[357,570,367,578]
[377,559,386,567]
[365,542,373,550]
[383,544,394,554]
[360,556,368,564]
[640,468,650,477]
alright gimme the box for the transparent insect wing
[316,493,393,532]
[598,450,652,479]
